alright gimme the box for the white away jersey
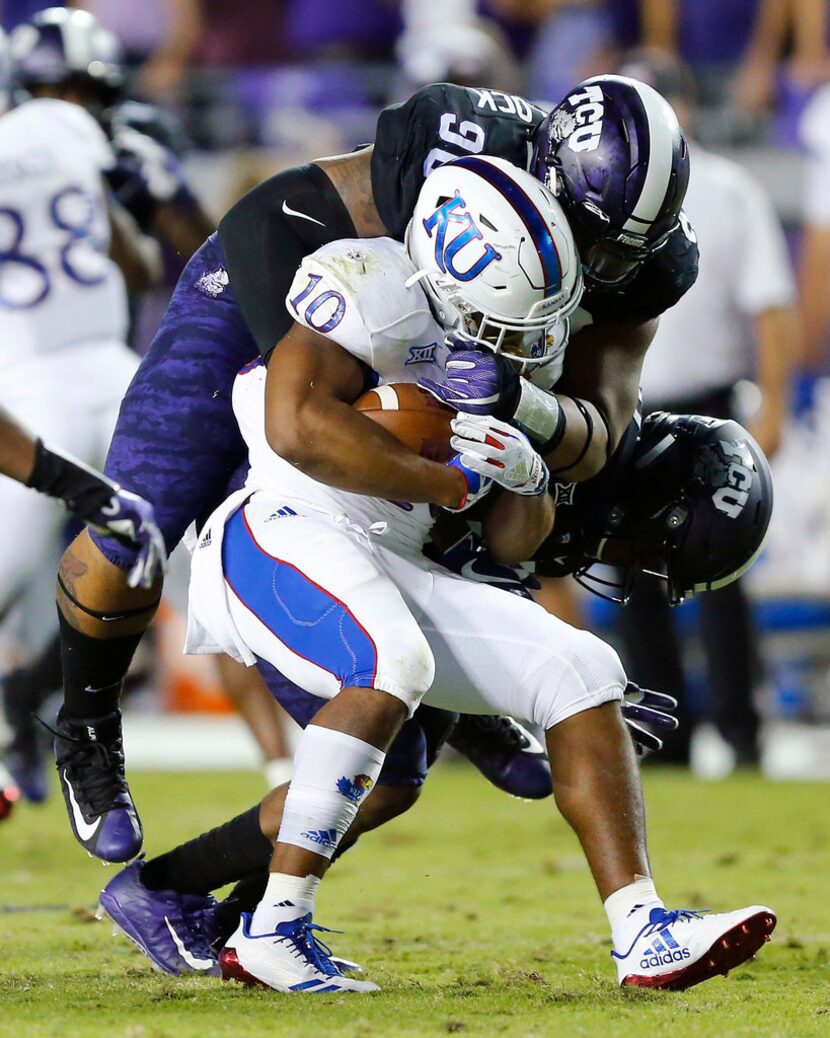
[0,98,128,363]
[285,236,447,380]
[237,238,451,555]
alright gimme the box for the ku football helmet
[538,412,773,605]
[533,75,690,286]
[405,155,583,370]
[10,8,124,105]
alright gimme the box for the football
[354,383,454,462]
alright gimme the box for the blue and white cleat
[612,905,776,990]
[98,860,220,975]
[220,913,378,993]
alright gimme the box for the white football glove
[450,414,549,496]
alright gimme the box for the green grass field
[1,764,829,1038]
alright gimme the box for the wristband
[26,440,117,520]
[548,398,597,477]
[515,380,566,451]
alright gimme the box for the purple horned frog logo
[336,773,374,803]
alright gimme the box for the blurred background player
[609,49,799,774]
[0,400,165,819]
[2,7,295,798]
[0,15,163,807]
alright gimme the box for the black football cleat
[54,709,142,862]
[447,715,552,799]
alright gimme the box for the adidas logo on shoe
[640,948,691,969]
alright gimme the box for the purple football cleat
[447,715,553,799]
[2,668,49,803]
[54,710,143,862]
[98,860,220,975]
[5,740,48,804]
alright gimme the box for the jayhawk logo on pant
[336,774,374,803]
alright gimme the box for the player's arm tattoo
[317,148,388,237]
[538,395,610,481]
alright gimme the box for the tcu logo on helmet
[422,192,502,282]
[695,441,754,520]
[558,84,605,154]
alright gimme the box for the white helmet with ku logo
[405,155,583,369]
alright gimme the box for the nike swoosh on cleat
[63,771,101,842]
[281,200,325,226]
[164,917,215,970]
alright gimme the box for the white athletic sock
[251,872,321,932]
[277,724,385,861]
[604,875,664,946]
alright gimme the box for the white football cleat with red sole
[220,913,378,994]
[613,905,776,990]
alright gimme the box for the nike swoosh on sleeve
[281,200,326,227]
[459,560,522,585]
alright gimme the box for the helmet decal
[452,155,563,294]
[560,83,605,153]
[421,192,502,282]
[694,440,755,520]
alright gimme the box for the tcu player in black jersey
[0,403,164,822]
[51,77,696,864]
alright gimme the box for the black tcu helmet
[542,412,774,605]
[10,8,123,104]
[532,75,690,285]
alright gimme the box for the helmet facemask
[409,261,582,371]
[574,497,692,605]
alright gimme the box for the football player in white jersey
[183,156,775,994]
[0,25,161,800]
[0,16,162,603]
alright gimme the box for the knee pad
[531,628,626,731]
[372,620,435,715]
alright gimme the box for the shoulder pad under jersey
[285,237,436,371]
[16,97,113,170]
[372,83,545,240]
